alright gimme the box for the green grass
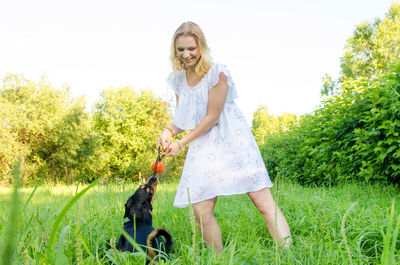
[0,180,399,264]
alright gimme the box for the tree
[321,2,400,96]
[278,112,298,132]
[92,86,171,181]
[261,61,400,185]
[0,74,69,181]
[251,106,279,145]
[320,74,337,97]
[0,104,22,180]
[35,96,100,183]
[0,74,98,183]
[251,106,299,145]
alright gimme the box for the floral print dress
[167,63,272,208]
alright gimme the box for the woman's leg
[193,197,223,252]
[248,188,291,247]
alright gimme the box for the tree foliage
[0,74,98,183]
[92,87,171,181]
[261,3,400,185]
[251,106,298,145]
[342,3,400,81]
[35,97,99,183]
[0,75,173,183]
[321,2,400,96]
[251,106,279,145]
[261,61,400,185]
[1,74,68,180]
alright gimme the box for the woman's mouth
[184,57,195,64]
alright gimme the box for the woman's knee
[193,198,217,222]
[248,188,276,215]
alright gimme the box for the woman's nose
[183,51,190,58]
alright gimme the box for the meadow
[0,177,399,265]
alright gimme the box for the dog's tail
[146,228,172,262]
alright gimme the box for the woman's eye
[177,48,184,52]
[189,47,196,51]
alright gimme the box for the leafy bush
[260,62,400,185]
[261,3,400,186]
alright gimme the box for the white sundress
[167,63,273,208]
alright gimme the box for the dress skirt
[173,101,273,208]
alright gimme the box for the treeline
[251,107,299,145]
[257,3,400,185]
[0,75,180,184]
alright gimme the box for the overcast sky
[0,0,396,124]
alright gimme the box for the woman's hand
[164,142,182,157]
[157,128,173,150]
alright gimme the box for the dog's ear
[146,176,158,204]
[123,197,133,218]
[128,203,143,221]
[124,195,144,221]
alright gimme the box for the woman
[158,21,291,252]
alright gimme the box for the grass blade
[0,216,4,232]
[18,213,34,242]
[274,172,280,265]
[20,184,39,217]
[341,202,358,265]
[109,237,123,265]
[381,200,399,265]
[77,230,96,260]
[55,225,70,265]
[187,187,197,262]
[46,177,102,262]
[1,158,22,265]
[381,200,395,265]
[17,185,39,243]
[389,216,400,264]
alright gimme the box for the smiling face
[175,35,201,71]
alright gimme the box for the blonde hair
[170,22,212,77]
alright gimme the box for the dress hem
[173,183,273,208]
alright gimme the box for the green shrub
[260,62,400,185]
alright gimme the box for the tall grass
[46,177,102,263]
[381,200,400,265]
[0,180,399,264]
[341,202,358,265]
[1,159,21,265]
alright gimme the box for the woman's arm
[164,72,228,156]
[158,94,184,149]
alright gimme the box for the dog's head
[123,176,158,223]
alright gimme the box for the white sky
[0,0,396,124]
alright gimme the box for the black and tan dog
[116,176,172,264]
